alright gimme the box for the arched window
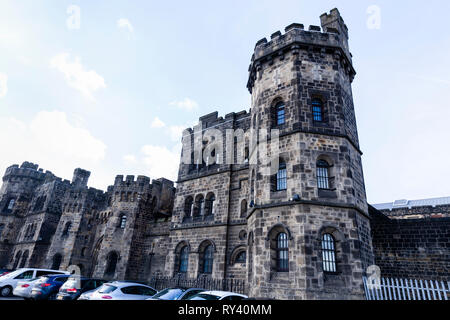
[317,160,331,190]
[235,251,246,264]
[240,200,248,218]
[81,247,87,257]
[274,102,285,126]
[273,161,287,191]
[179,246,189,273]
[312,99,324,122]
[105,252,118,277]
[119,215,127,229]
[19,250,29,268]
[202,245,214,274]
[13,251,22,269]
[62,222,71,237]
[204,193,215,216]
[52,253,62,270]
[184,197,194,217]
[6,198,15,211]
[276,233,289,272]
[194,195,204,217]
[0,224,4,238]
[322,234,337,273]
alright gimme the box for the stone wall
[370,206,450,281]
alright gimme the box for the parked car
[147,287,206,300]
[187,291,248,301]
[0,268,68,297]
[0,269,13,278]
[89,281,157,300]
[30,274,71,300]
[56,277,108,300]
[77,288,98,300]
[13,277,45,300]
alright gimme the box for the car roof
[198,291,247,297]
[107,281,152,287]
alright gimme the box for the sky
[0,0,449,204]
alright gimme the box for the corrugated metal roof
[373,196,450,211]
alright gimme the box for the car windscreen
[152,288,184,300]
[189,294,221,300]
[98,284,118,294]
[61,278,87,290]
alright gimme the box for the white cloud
[50,53,106,100]
[168,125,185,142]
[117,18,134,32]
[151,117,166,128]
[0,73,8,98]
[170,98,199,111]
[123,144,181,182]
[0,111,107,186]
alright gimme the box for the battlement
[247,9,354,93]
[182,109,251,137]
[112,174,152,191]
[3,161,55,182]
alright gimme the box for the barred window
[322,234,337,273]
[120,215,127,229]
[317,160,331,190]
[179,246,189,273]
[7,199,15,211]
[194,195,205,217]
[312,99,324,122]
[277,162,287,191]
[276,102,285,126]
[202,245,214,274]
[276,233,289,272]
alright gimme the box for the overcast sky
[0,0,449,204]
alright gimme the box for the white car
[89,281,158,300]
[187,290,248,301]
[0,268,68,297]
[77,288,97,300]
[12,277,45,299]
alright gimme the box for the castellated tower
[167,8,373,300]
[246,8,373,299]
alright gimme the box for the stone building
[0,8,448,300]
[0,162,176,283]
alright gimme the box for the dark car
[30,274,71,300]
[56,277,108,300]
[147,287,206,300]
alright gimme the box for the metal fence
[149,276,247,295]
[363,276,449,300]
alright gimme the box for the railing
[363,276,449,300]
[149,276,247,295]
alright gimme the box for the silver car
[89,281,157,300]
[13,277,45,299]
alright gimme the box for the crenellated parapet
[3,162,55,183]
[247,8,355,93]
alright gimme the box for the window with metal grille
[179,246,189,273]
[202,245,214,274]
[275,102,285,126]
[317,160,331,190]
[322,234,337,273]
[277,162,287,191]
[312,99,324,122]
[120,215,127,229]
[276,232,289,272]
[7,199,15,211]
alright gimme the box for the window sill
[318,189,338,199]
